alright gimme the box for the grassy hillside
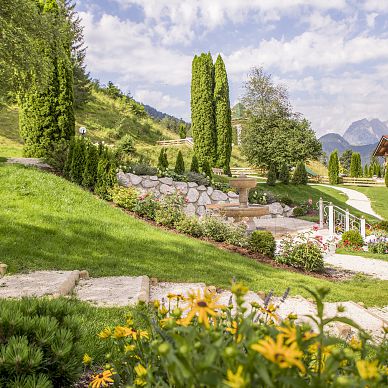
[0,163,386,306]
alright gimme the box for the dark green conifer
[201,160,212,178]
[291,162,308,185]
[385,166,388,187]
[70,137,86,184]
[328,150,340,184]
[95,152,117,199]
[63,136,75,178]
[279,163,289,184]
[174,151,185,174]
[82,142,99,190]
[350,152,362,177]
[266,164,277,186]
[190,154,200,173]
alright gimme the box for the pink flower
[313,225,319,231]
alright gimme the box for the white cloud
[134,89,186,110]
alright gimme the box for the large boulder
[117,171,130,186]
[159,177,173,185]
[269,202,283,215]
[142,179,159,188]
[184,203,196,216]
[211,190,228,202]
[186,188,200,203]
[174,181,188,194]
[128,173,143,185]
[160,184,175,195]
[198,192,211,206]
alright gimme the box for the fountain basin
[229,177,257,189]
[207,203,269,221]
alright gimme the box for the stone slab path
[325,253,388,280]
[75,276,149,306]
[316,184,383,220]
[6,157,52,170]
[0,271,80,298]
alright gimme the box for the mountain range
[319,118,388,164]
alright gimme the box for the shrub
[179,123,186,139]
[279,163,289,184]
[248,230,276,257]
[368,241,388,254]
[154,193,185,227]
[266,164,276,186]
[211,174,232,193]
[291,162,308,185]
[186,172,210,186]
[110,185,139,211]
[82,142,99,190]
[94,155,117,200]
[201,160,212,178]
[63,137,75,178]
[279,195,293,206]
[44,138,69,172]
[131,163,158,176]
[0,298,82,387]
[385,166,388,187]
[133,192,161,220]
[278,242,324,272]
[70,137,87,185]
[341,230,364,248]
[374,221,388,232]
[225,223,248,247]
[201,216,230,242]
[292,207,306,217]
[115,134,136,161]
[157,148,169,172]
[190,154,200,173]
[174,150,185,174]
[328,150,340,185]
[175,216,204,238]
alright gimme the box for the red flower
[313,225,319,231]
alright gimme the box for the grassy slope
[255,183,379,223]
[1,164,387,306]
[344,186,388,221]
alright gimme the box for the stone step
[75,276,149,307]
[0,271,80,298]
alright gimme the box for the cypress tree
[279,163,289,184]
[350,152,362,177]
[201,160,212,178]
[214,54,232,174]
[70,137,86,184]
[179,124,186,139]
[267,164,277,186]
[174,151,185,174]
[82,142,99,190]
[369,164,373,177]
[190,154,200,173]
[328,150,340,184]
[191,53,216,168]
[95,152,117,200]
[364,164,369,177]
[291,162,308,185]
[19,0,75,157]
[63,136,75,178]
[157,148,169,171]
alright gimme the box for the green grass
[344,186,388,221]
[0,103,23,157]
[255,183,379,223]
[336,248,388,262]
[1,163,387,306]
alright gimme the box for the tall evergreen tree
[157,148,168,171]
[63,136,75,178]
[82,142,99,190]
[291,162,308,185]
[350,152,362,177]
[70,137,86,184]
[191,53,216,168]
[174,151,185,174]
[328,150,340,184]
[214,55,232,174]
[279,163,290,184]
[190,154,200,173]
[18,0,75,157]
[267,164,277,186]
[364,164,369,177]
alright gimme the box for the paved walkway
[316,184,383,220]
[6,157,52,170]
[325,253,388,280]
[254,217,316,238]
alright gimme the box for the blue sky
[76,0,388,136]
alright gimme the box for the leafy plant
[82,142,99,190]
[341,230,364,248]
[110,185,139,211]
[292,207,306,217]
[130,163,158,176]
[175,216,204,238]
[279,163,289,184]
[291,162,308,185]
[201,160,213,178]
[201,216,231,242]
[157,148,168,172]
[174,150,185,175]
[190,155,200,173]
[154,193,185,227]
[368,241,388,254]
[115,134,135,160]
[94,154,117,200]
[133,192,161,220]
[186,172,210,186]
[266,164,277,186]
[248,230,276,257]
[44,138,69,172]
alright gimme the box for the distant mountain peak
[343,118,387,146]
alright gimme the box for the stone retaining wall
[117,171,293,218]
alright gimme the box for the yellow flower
[277,325,297,345]
[112,326,132,339]
[182,288,225,329]
[159,305,168,315]
[90,370,115,388]
[302,331,317,341]
[98,327,112,340]
[251,335,306,374]
[231,282,249,297]
[224,365,247,388]
[83,353,92,365]
[134,364,148,386]
[128,328,149,340]
[226,321,242,343]
[356,359,379,380]
[160,317,175,328]
[124,344,136,353]
[167,292,177,300]
[308,343,335,372]
[153,300,160,309]
[349,337,362,351]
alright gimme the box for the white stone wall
[117,171,293,218]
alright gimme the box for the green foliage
[201,160,213,178]
[130,163,158,176]
[191,53,217,167]
[201,216,231,242]
[349,152,362,178]
[132,192,160,219]
[341,230,364,248]
[339,149,353,172]
[154,193,185,227]
[70,137,86,185]
[248,230,276,257]
[44,138,69,172]
[368,241,388,254]
[214,55,232,173]
[0,298,82,387]
[174,150,185,174]
[279,163,289,184]
[175,216,204,238]
[82,142,99,190]
[292,207,307,217]
[364,163,369,177]
[186,171,210,186]
[178,123,186,139]
[94,153,117,200]
[328,150,340,185]
[291,162,308,185]
[115,134,135,161]
[279,242,324,272]
[385,166,388,187]
[374,220,388,232]
[157,148,169,171]
[63,136,75,178]
[266,164,277,186]
[110,185,139,211]
[190,154,200,173]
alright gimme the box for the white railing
[156,138,194,147]
[318,198,369,238]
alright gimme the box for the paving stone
[0,271,80,298]
[75,276,149,306]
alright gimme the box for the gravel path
[325,253,388,280]
[6,157,52,170]
[316,184,383,220]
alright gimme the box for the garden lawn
[255,182,379,223]
[344,186,388,221]
[1,163,387,306]
[336,248,388,262]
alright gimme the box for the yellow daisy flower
[124,344,136,353]
[134,364,148,386]
[356,359,379,380]
[226,321,242,343]
[224,365,247,388]
[98,327,112,340]
[83,353,92,365]
[251,335,306,374]
[128,328,149,340]
[90,370,115,388]
[277,325,297,345]
[349,337,362,351]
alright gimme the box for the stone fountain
[207,174,269,229]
